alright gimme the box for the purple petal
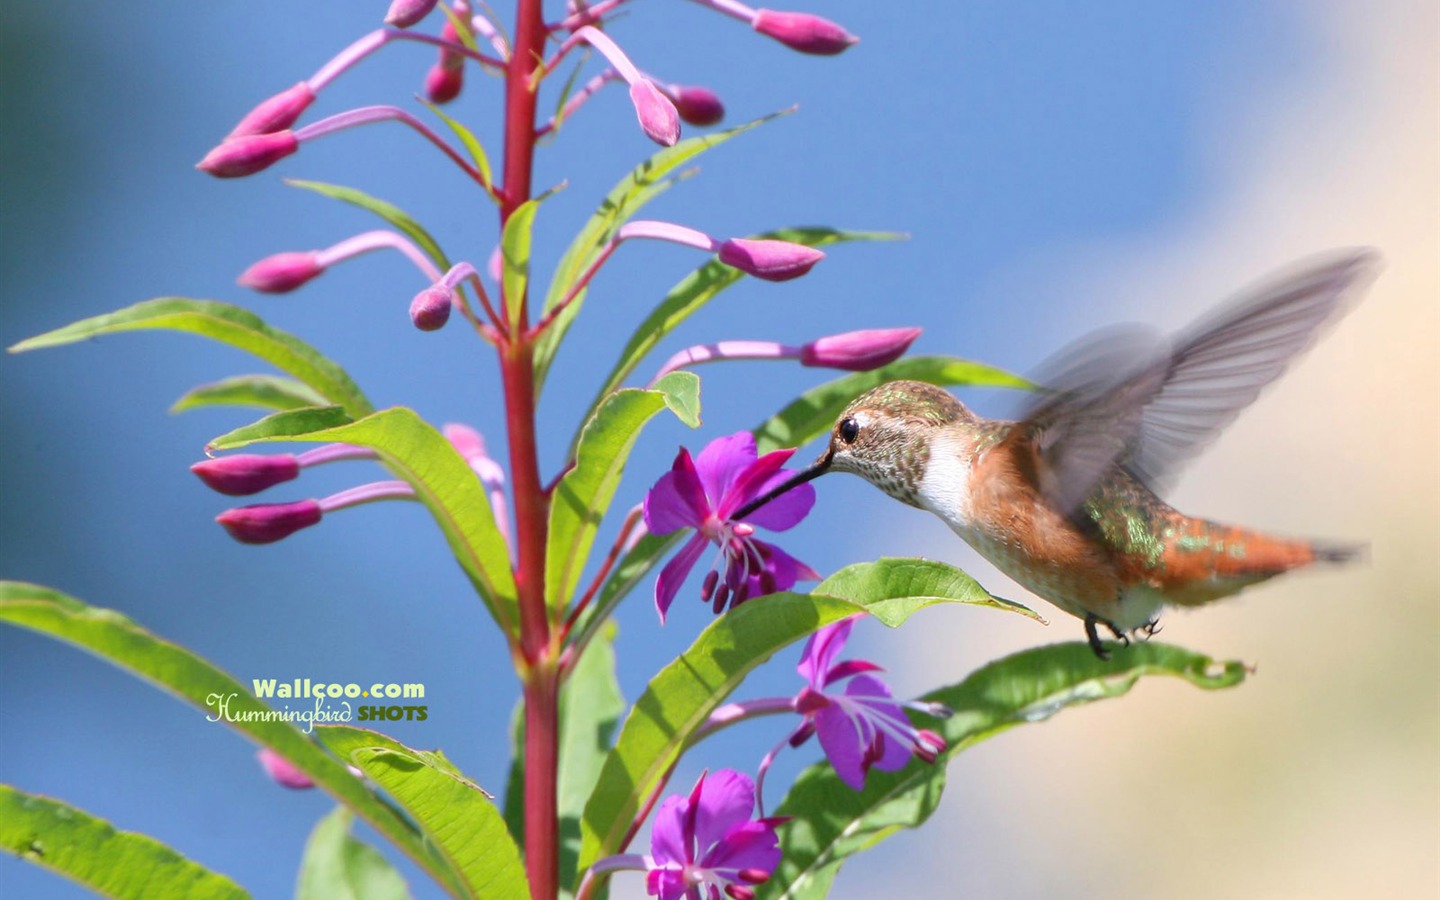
[813,703,871,790]
[701,819,782,878]
[718,447,800,521]
[846,675,912,773]
[797,615,860,687]
[650,794,692,867]
[754,540,818,592]
[645,866,687,900]
[694,433,759,509]
[823,658,884,687]
[645,449,711,534]
[692,769,756,853]
[736,468,814,532]
[655,533,710,622]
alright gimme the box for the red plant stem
[502,1,559,898]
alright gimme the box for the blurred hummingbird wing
[1014,249,1380,511]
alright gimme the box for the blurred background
[1,1,1435,898]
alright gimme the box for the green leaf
[579,228,906,438]
[297,806,412,900]
[7,298,373,418]
[578,557,1016,872]
[209,407,518,633]
[317,727,528,900]
[170,374,329,414]
[286,180,452,273]
[0,784,248,900]
[420,100,493,190]
[501,199,540,332]
[505,627,626,898]
[534,111,792,385]
[814,557,1042,625]
[545,372,699,614]
[763,642,1249,900]
[0,583,462,898]
[754,355,1032,454]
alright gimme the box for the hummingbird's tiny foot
[1084,614,1112,660]
[1137,618,1163,640]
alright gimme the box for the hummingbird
[735,249,1379,658]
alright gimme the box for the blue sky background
[3,2,1436,898]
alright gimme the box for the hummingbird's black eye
[838,416,860,444]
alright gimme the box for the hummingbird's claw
[1137,618,1163,640]
[1084,613,1113,660]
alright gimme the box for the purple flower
[643,432,818,622]
[646,770,784,900]
[788,615,946,790]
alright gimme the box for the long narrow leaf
[764,642,1249,899]
[209,407,518,633]
[0,784,249,900]
[171,374,329,414]
[8,299,372,418]
[546,372,699,614]
[0,583,462,898]
[318,727,528,900]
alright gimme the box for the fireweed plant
[0,3,1254,899]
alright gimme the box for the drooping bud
[629,80,680,147]
[257,749,314,790]
[752,10,858,55]
[227,83,317,138]
[426,15,467,104]
[192,454,301,496]
[216,500,322,544]
[425,61,464,104]
[717,238,825,282]
[410,284,454,331]
[799,327,921,371]
[196,131,299,178]
[385,0,439,27]
[237,252,324,293]
[666,84,725,126]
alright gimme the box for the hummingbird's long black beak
[733,452,833,521]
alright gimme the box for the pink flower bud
[385,0,438,27]
[192,454,301,496]
[800,327,922,371]
[629,80,680,147]
[717,238,825,282]
[227,83,316,138]
[257,749,314,790]
[216,500,322,544]
[237,251,324,293]
[196,131,299,178]
[752,10,858,55]
[410,284,453,331]
[425,62,464,104]
[667,85,725,126]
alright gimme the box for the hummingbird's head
[821,380,972,506]
[732,380,973,520]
